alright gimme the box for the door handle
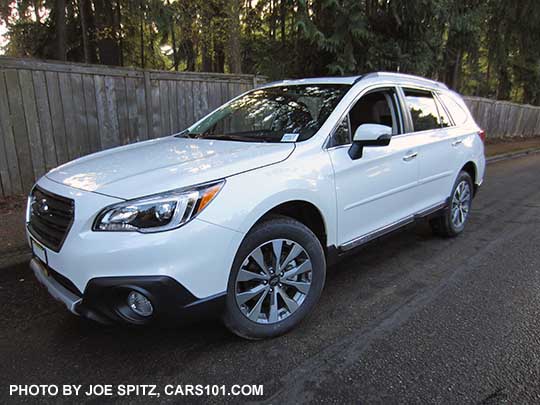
[452,139,463,147]
[402,152,418,162]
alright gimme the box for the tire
[223,216,326,340]
[430,170,474,238]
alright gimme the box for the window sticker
[281,133,299,142]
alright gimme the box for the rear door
[399,87,458,209]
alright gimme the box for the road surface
[1,155,540,403]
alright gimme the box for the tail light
[478,130,486,143]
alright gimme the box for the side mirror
[348,124,392,160]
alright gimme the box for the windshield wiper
[196,134,272,143]
[174,129,192,138]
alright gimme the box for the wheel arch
[252,200,328,252]
[461,161,478,195]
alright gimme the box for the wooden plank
[114,76,129,145]
[228,82,237,100]
[19,69,46,179]
[200,80,210,116]
[32,70,58,171]
[522,107,533,137]
[176,80,187,130]
[187,81,196,125]
[193,81,203,121]
[4,69,34,192]
[0,56,145,78]
[135,77,148,141]
[125,77,139,143]
[148,69,260,82]
[527,107,539,136]
[207,82,220,111]
[45,71,69,164]
[159,80,171,135]
[94,76,116,149]
[0,56,266,86]
[233,82,243,97]
[150,78,162,138]
[143,71,152,140]
[82,75,101,152]
[0,71,15,195]
[58,72,78,159]
[94,76,108,148]
[221,81,230,104]
[534,106,540,136]
[102,76,120,148]
[240,82,250,93]
[168,80,179,133]
[0,108,11,196]
[70,73,90,157]
[483,100,496,136]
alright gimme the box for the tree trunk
[227,0,242,73]
[33,1,41,23]
[184,39,196,71]
[93,0,120,65]
[213,38,225,73]
[497,66,512,100]
[78,0,91,63]
[171,23,179,71]
[280,0,286,45]
[139,0,145,68]
[55,0,67,61]
[115,0,123,66]
[200,3,213,72]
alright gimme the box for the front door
[328,87,423,248]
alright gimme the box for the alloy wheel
[234,239,312,324]
[451,180,471,228]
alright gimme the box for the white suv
[27,72,485,339]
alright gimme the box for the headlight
[93,180,224,233]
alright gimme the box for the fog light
[127,291,153,317]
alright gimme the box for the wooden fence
[464,96,540,139]
[0,57,263,197]
[1,57,540,198]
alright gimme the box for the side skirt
[336,200,448,254]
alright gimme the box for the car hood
[46,137,295,199]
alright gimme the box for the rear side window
[439,93,469,125]
[403,89,443,132]
[435,97,452,127]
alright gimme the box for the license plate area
[31,238,48,265]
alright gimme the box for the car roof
[260,72,449,91]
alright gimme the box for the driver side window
[329,88,401,147]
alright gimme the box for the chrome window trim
[399,85,462,136]
[324,84,405,150]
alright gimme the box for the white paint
[27,73,486,314]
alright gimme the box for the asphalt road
[2,155,540,404]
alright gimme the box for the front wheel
[430,170,474,237]
[223,216,326,340]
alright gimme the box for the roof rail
[361,72,449,90]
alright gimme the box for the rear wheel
[430,170,473,237]
[223,216,326,340]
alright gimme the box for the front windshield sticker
[281,133,299,142]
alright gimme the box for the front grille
[28,186,74,252]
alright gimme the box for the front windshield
[185,84,351,143]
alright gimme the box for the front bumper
[31,258,81,314]
[31,257,226,324]
[28,176,245,301]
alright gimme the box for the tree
[1,0,539,106]
[54,0,66,60]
